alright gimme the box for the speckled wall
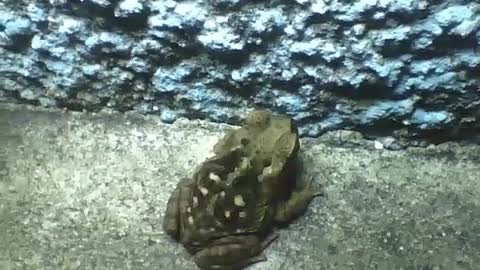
[1,0,479,145]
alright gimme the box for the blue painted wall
[1,0,479,143]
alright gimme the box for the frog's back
[179,109,300,249]
[179,154,275,250]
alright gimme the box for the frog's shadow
[274,153,323,230]
[287,153,315,190]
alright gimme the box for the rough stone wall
[1,0,479,144]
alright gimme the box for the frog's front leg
[163,177,194,240]
[274,177,322,223]
[193,234,277,270]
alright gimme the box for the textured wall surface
[1,0,480,143]
[1,103,480,269]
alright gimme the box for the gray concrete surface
[1,103,479,270]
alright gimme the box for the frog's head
[247,110,299,169]
[212,109,300,183]
[245,109,271,127]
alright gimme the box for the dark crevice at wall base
[1,102,478,149]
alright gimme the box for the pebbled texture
[0,0,479,143]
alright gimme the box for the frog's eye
[290,120,297,132]
[263,157,272,167]
[240,138,250,146]
[208,172,221,182]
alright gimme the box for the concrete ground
[1,103,479,270]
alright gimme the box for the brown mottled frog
[163,110,320,270]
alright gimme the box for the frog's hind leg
[163,177,193,240]
[193,234,278,270]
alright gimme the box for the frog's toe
[260,233,279,250]
[305,176,324,198]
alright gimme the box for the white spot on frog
[192,196,199,207]
[234,195,246,207]
[199,186,209,196]
[263,165,273,176]
[209,172,221,182]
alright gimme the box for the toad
[163,109,320,269]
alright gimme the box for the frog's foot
[260,233,279,250]
[274,176,322,223]
[209,254,267,270]
[193,235,277,270]
[305,176,324,198]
